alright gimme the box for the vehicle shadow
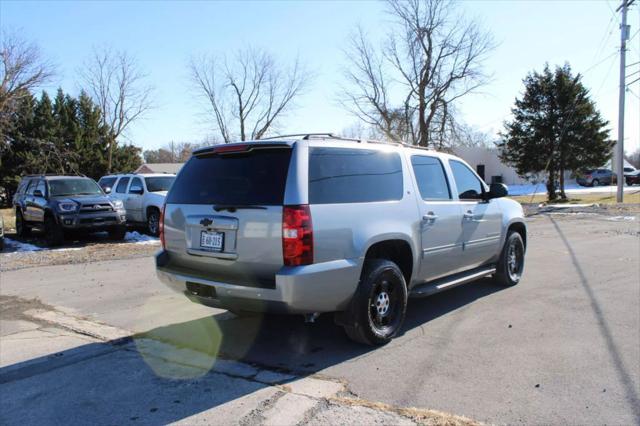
[0,278,503,424]
[147,276,505,375]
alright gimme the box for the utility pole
[615,0,634,202]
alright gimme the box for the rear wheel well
[364,240,413,284]
[146,206,160,220]
[508,222,526,249]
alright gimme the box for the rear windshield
[166,148,292,205]
[145,176,175,192]
[309,147,403,204]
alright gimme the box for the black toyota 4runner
[13,175,127,246]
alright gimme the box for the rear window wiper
[213,204,268,212]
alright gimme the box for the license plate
[200,231,224,251]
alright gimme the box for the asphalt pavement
[1,212,638,425]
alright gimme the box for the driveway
[1,212,638,424]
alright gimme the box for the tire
[44,215,64,247]
[592,179,600,187]
[15,209,31,237]
[494,232,525,287]
[343,259,408,346]
[147,208,160,237]
[0,237,4,251]
[108,226,127,241]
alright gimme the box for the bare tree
[189,47,309,143]
[342,0,494,148]
[0,31,54,126]
[81,47,153,172]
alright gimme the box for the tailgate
[162,144,293,288]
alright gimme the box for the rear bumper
[155,250,361,314]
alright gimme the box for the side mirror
[487,183,508,199]
[103,186,112,194]
[129,186,144,195]
[33,190,44,198]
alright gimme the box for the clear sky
[2,0,639,153]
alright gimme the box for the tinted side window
[115,177,130,193]
[450,160,484,200]
[98,177,117,191]
[309,148,403,204]
[35,180,46,197]
[17,179,31,195]
[26,180,38,195]
[129,177,143,193]
[411,156,451,200]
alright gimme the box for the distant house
[452,146,530,185]
[134,163,184,175]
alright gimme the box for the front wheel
[494,232,525,287]
[108,226,127,241]
[16,210,31,237]
[343,259,407,346]
[592,179,600,187]
[44,215,64,247]
[147,209,160,237]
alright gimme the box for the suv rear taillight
[159,204,166,250]
[282,205,313,266]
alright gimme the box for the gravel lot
[1,207,638,424]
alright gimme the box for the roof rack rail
[259,133,335,140]
[25,173,86,178]
[230,133,434,151]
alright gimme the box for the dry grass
[330,396,483,426]
[1,208,15,231]
[510,190,640,205]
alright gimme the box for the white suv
[98,173,175,236]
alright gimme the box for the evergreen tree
[0,88,142,205]
[497,64,613,200]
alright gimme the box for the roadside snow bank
[124,231,159,245]
[2,238,42,252]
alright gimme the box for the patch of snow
[544,203,599,209]
[2,238,43,252]
[606,216,637,222]
[124,231,159,245]
[507,182,637,197]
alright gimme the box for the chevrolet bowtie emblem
[200,218,213,227]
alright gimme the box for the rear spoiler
[193,142,292,157]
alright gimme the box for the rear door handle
[463,211,475,220]
[422,212,438,222]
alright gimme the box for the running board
[409,266,496,298]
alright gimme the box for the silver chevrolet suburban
[156,134,526,345]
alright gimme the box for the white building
[134,163,184,174]
[452,146,530,185]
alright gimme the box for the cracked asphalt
[1,211,638,425]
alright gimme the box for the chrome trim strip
[422,243,459,255]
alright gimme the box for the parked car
[98,173,175,236]
[13,175,127,246]
[576,169,617,187]
[155,134,527,345]
[0,214,4,251]
[625,170,640,186]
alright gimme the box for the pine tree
[1,88,142,205]
[497,64,613,200]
